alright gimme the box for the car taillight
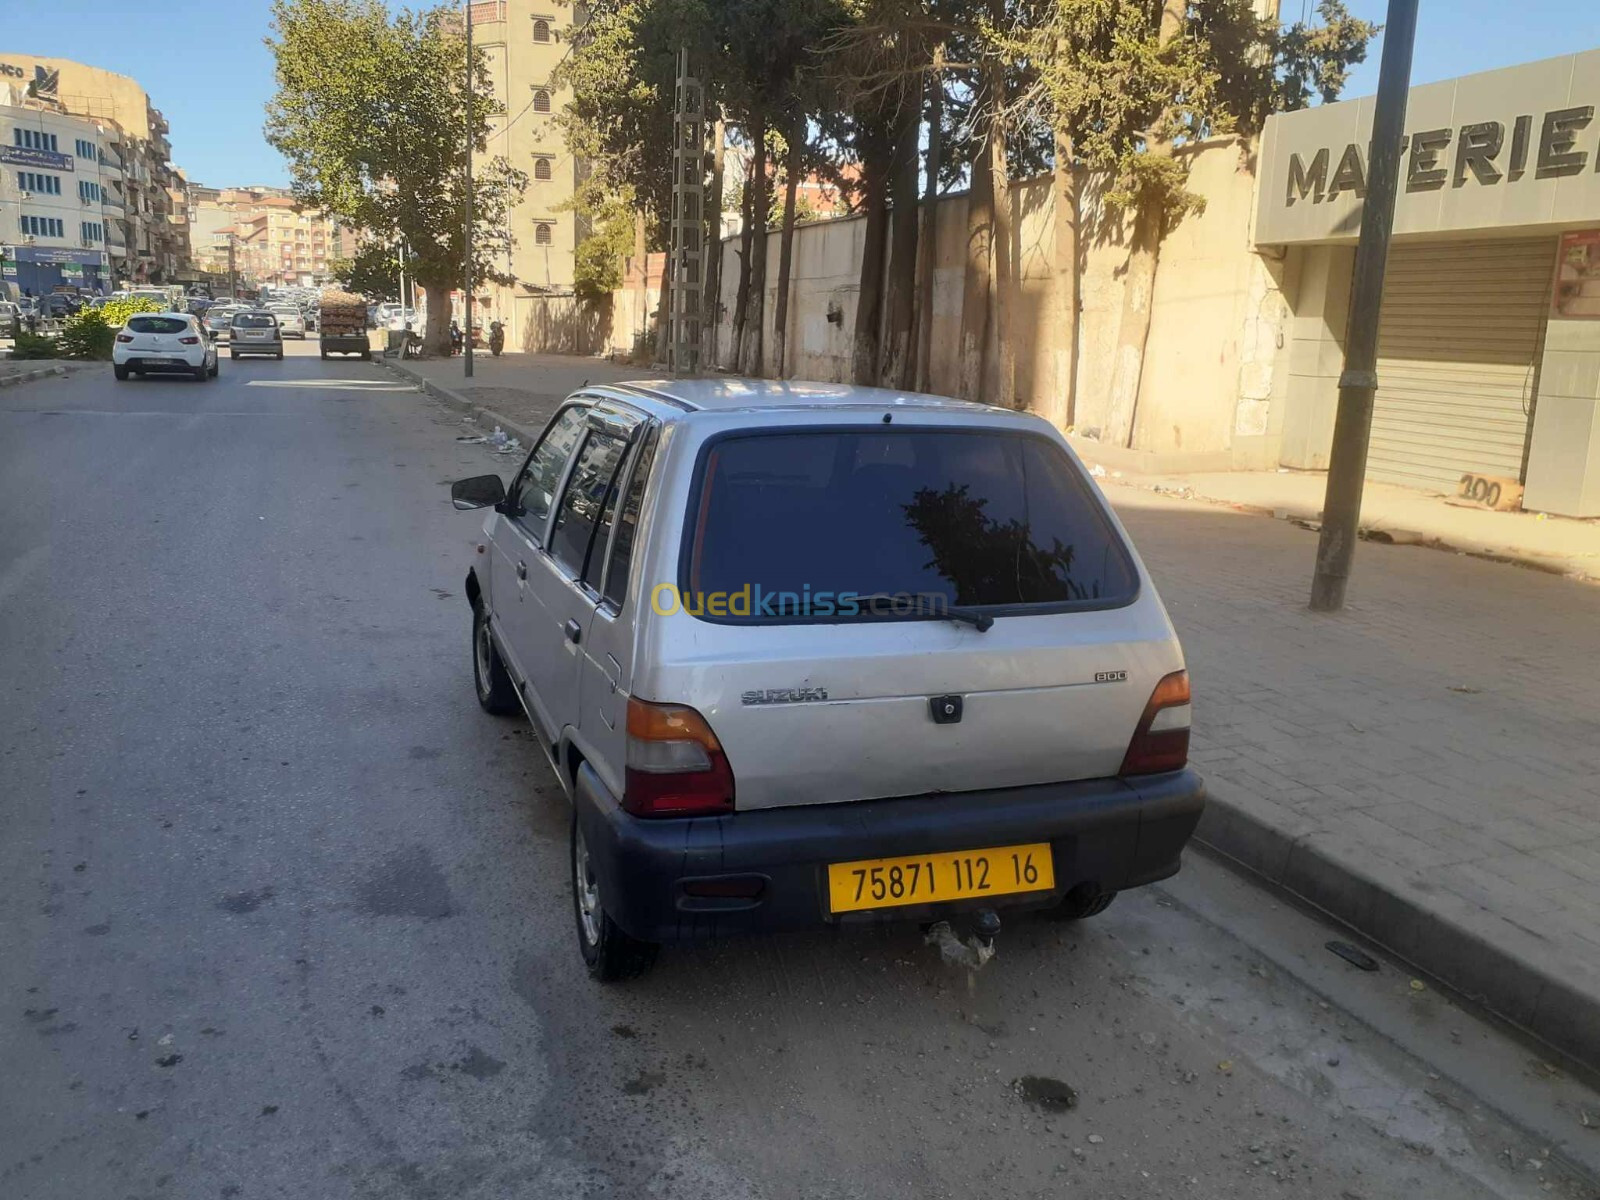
[1119,670,1191,776]
[179,335,200,344]
[115,334,134,343]
[623,698,735,817]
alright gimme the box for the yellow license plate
[827,843,1055,914]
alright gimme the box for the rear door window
[549,430,629,577]
[684,428,1138,618]
[602,426,660,609]
[127,316,189,334]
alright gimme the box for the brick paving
[1114,488,1600,1060]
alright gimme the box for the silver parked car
[229,310,283,360]
[450,380,1204,980]
[269,304,307,338]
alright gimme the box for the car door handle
[516,560,527,581]
[564,619,583,644]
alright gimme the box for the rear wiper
[847,593,993,632]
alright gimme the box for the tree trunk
[986,53,1016,411]
[653,212,671,367]
[913,49,944,394]
[879,90,921,390]
[851,141,890,385]
[738,110,768,377]
[1104,0,1184,446]
[421,278,452,356]
[730,154,755,370]
[701,116,726,367]
[772,115,802,377]
[956,112,994,402]
[1046,127,1080,429]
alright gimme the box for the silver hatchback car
[229,310,284,359]
[451,380,1204,980]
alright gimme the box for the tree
[266,0,528,355]
[1024,0,1376,444]
[331,240,400,299]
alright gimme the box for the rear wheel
[113,363,129,380]
[1042,885,1117,922]
[192,363,207,382]
[320,347,329,359]
[572,815,658,982]
[230,351,239,361]
[275,350,284,360]
[472,604,520,716]
[208,359,219,378]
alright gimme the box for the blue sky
[3,0,1597,189]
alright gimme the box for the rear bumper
[115,352,205,370]
[574,764,1205,944]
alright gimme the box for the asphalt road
[1,345,1595,1200]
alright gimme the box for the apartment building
[465,0,580,331]
[0,91,120,295]
[0,54,189,285]
[189,185,341,289]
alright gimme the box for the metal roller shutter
[1368,238,1555,491]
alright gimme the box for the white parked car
[113,312,219,381]
[270,305,307,338]
[449,379,1204,979]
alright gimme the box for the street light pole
[463,0,474,379]
[1308,0,1421,612]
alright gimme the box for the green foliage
[7,331,58,360]
[265,0,528,336]
[331,242,400,298]
[55,300,161,360]
[1023,0,1378,221]
[573,188,638,304]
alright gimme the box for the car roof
[584,377,1005,420]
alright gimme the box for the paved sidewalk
[1114,488,1600,1070]
[394,353,1600,1067]
[382,351,639,439]
[1068,439,1600,582]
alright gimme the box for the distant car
[204,307,237,339]
[112,312,219,381]
[229,310,284,360]
[269,304,307,338]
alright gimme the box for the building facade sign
[1257,50,1600,244]
[4,245,105,266]
[0,144,73,171]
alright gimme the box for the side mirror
[451,474,507,510]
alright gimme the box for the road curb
[1195,791,1600,1073]
[0,364,67,389]
[376,356,543,446]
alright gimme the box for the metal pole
[463,0,475,377]
[228,233,237,299]
[1308,0,1420,612]
[398,240,407,317]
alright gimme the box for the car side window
[508,405,587,539]
[602,425,659,609]
[549,430,629,578]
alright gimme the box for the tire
[208,359,219,378]
[230,352,239,361]
[472,604,521,716]
[1042,885,1117,922]
[360,350,371,361]
[113,363,129,380]
[192,363,207,382]
[320,348,329,359]
[275,350,284,360]
[572,814,658,982]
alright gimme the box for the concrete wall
[616,135,1281,461]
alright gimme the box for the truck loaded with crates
[318,288,371,360]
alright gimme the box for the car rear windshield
[127,316,189,334]
[684,428,1138,618]
[232,313,277,328]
